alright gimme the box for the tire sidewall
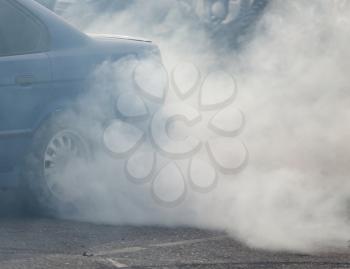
[22,113,92,217]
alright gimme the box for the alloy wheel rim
[43,130,88,201]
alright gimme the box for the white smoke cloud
[51,0,350,253]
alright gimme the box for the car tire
[21,113,92,217]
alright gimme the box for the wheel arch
[32,98,80,135]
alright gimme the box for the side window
[0,0,49,56]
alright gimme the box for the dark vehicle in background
[36,0,270,48]
[0,0,159,214]
[180,0,270,47]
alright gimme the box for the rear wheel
[43,129,90,202]
[22,114,92,217]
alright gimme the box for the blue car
[0,0,160,213]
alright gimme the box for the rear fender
[32,98,79,134]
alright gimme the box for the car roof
[14,0,89,50]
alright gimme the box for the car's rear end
[1,0,163,215]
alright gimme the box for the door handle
[15,75,35,86]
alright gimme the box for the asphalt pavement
[0,191,350,268]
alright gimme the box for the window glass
[0,0,49,56]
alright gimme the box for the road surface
[0,191,350,268]
[0,218,349,268]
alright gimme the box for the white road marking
[150,236,227,248]
[97,235,227,256]
[106,258,128,268]
[98,246,146,256]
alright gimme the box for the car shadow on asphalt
[0,189,35,218]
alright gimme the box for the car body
[0,0,159,194]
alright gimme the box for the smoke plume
[52,0,350,252]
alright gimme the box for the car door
[0,0,51,177]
